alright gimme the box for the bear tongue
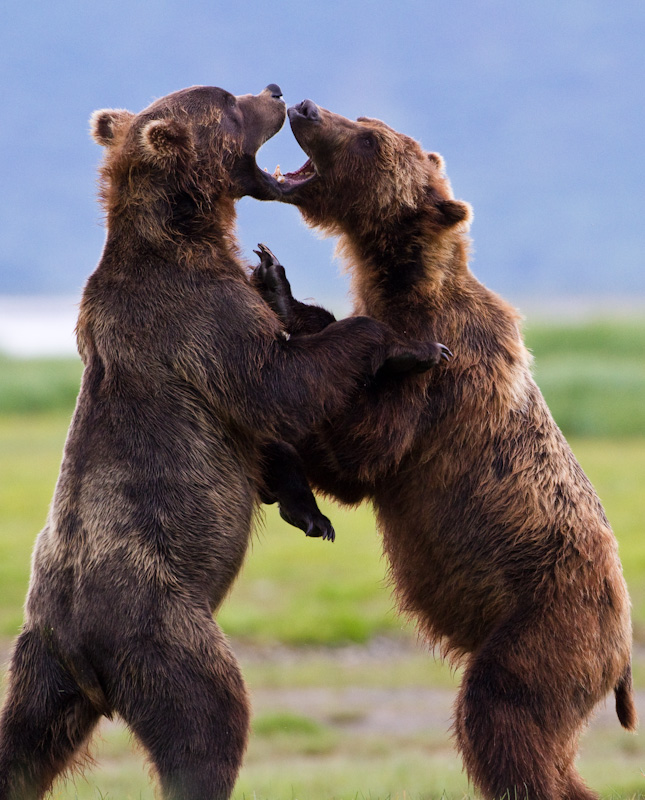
[284,158,316,181]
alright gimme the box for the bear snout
[264,84,283,100]
[288,99,321,123]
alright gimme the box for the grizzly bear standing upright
[0,86,442,800]
[255,100,637,800]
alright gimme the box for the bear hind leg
[114,621,250,800]
[455,662,560,799]
[557,735,598,800]
[0,629,101,800]
[454,614,576,800]
[560,769,598,800]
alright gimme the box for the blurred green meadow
[0,318,644,799]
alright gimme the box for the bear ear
[140,119,193,164]
[90,109,134,146]
[427,152,445,171]
[437,199,473,228]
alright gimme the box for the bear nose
[265,84,283,99]
[294,99,320,121]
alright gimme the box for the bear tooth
[273,165,285,184]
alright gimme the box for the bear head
[90,84,286,243]
[273,100,471,240]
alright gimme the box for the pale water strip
[0,296,80,358]
[0,295,643,359]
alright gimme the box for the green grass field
[526,319,645,437]
[1,416,644,647]
[0,318,644,798]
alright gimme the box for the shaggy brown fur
[255,99,637,800]
[0,86,441,800]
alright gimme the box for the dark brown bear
[255,99,637,800]
[0,86,443,800]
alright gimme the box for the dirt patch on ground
[2,636,644,738]
[251,685,456,735]
[250,684,645,737]
[240,638,645,737]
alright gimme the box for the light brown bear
[0,86,444,800]
[254,99,637,800]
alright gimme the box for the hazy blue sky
[2,0,644,309]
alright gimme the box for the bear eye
[359,133,377,150]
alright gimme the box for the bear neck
[338,210,473,327]
[102,193,242,271]
[339,215,529,380]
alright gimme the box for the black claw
[279,504,336,541]
[319,516,335,542]
[256,242,281,266]
[302,516,335,542]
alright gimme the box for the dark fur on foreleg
[253,243,452,377]
[252,244,338,335]
[260,440,335,541]
[376,341,452,379]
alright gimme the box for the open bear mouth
[266,158,318,193]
